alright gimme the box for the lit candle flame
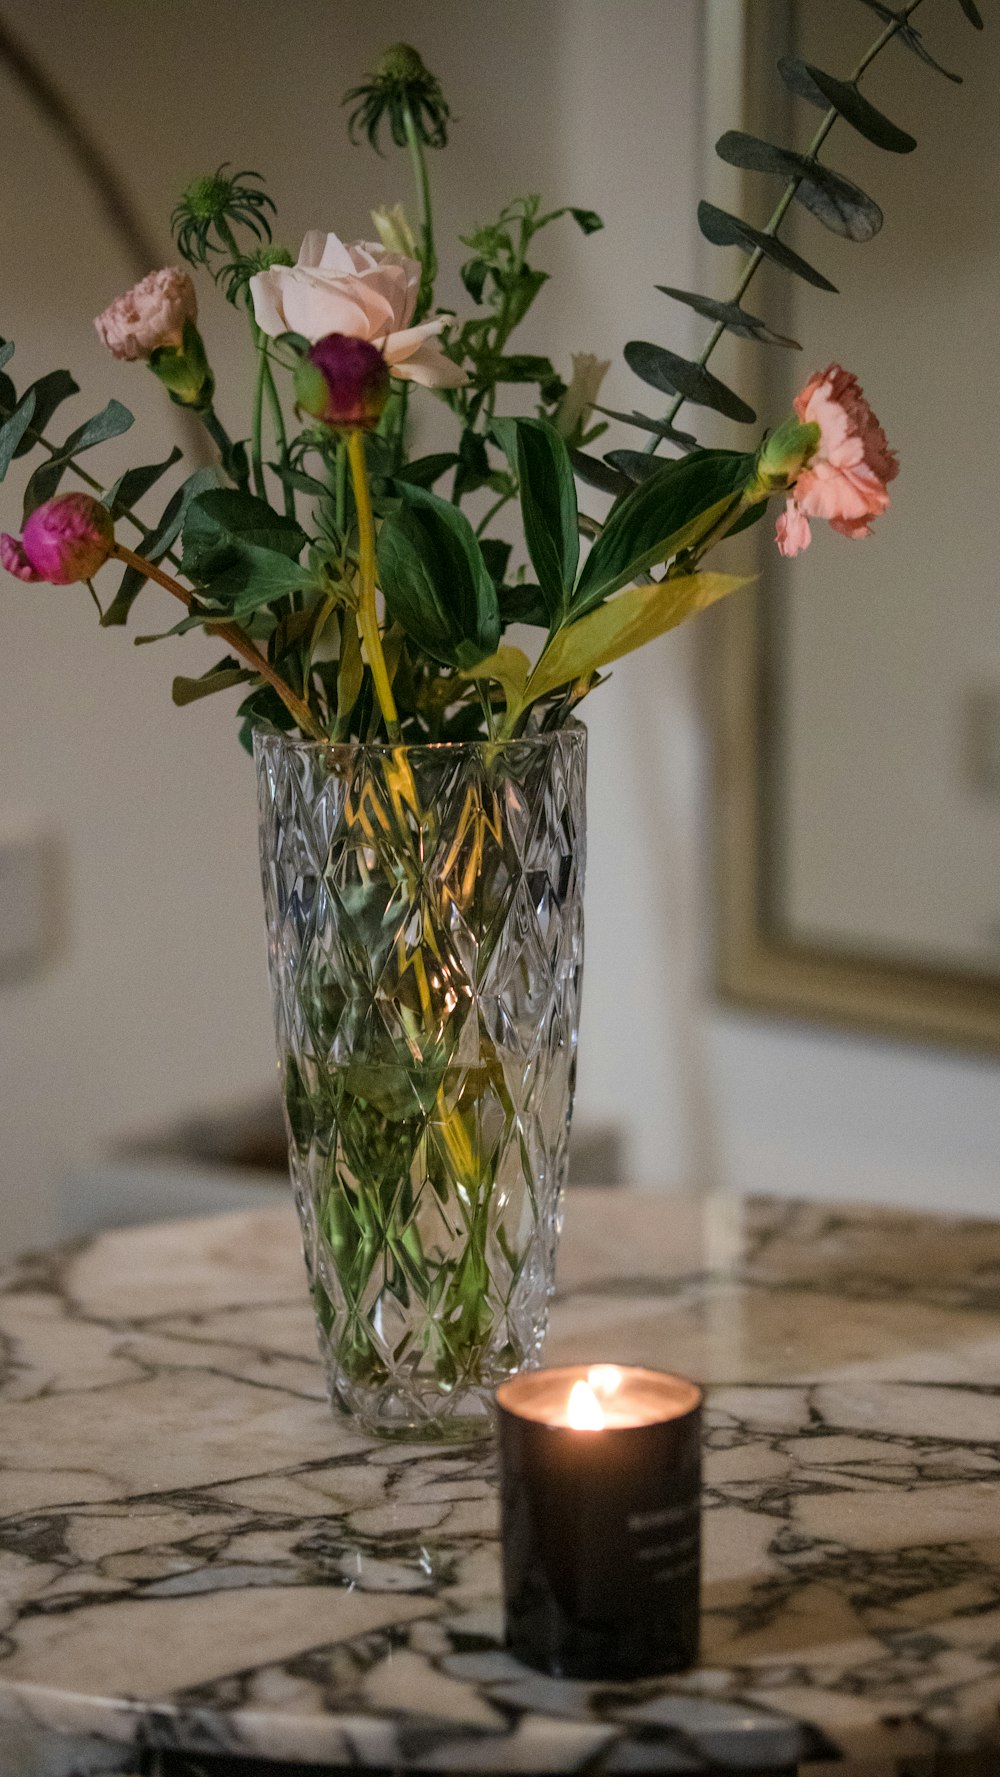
[567,1379,605,1430]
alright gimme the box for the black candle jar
[496,1364,702,1681]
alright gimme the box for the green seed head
[182,172,233,220]
[376,42,429,84]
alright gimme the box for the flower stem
[200,404,236,465]
[645,0,927,453]
[250,323,267,499]
[111,542,324,740]
[335,438,348,536]
[261,357,295,518]
[402,98,436,321]
[475,489,514,538]
[346,429,399,738]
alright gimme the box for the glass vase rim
[252,720,586,760]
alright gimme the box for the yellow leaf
[527,572,750,700]
[460,644,533,713]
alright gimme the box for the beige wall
[1,0,998,1257]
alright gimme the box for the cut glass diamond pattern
[255,727,586,1440]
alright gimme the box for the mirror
[711,0,1000,1050]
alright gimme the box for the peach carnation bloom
[249,230,467,390]
[95,267,197,362]
[775,364,898,558]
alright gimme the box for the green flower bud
[148,318,215,411]
[754,417,821,494]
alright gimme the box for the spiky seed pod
[343,43,451,153]
[171,164,276,273]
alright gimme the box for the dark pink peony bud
[0,533,36,581]
[1,493,115,585]
[294,333,390,431]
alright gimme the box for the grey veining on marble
[0,1189,999,1774]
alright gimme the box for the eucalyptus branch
[645,0,927,453]
[110,542,324,739]
[0,392,182,566]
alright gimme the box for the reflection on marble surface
[0,1190,999,1774]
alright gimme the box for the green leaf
[103,447,183,518]
[190,545,318,615]
[715,132,883,241]
[172,659,257,706]
[101,467,218,627]
[956,0,984,25]
[624,340,756,424]
[594,407,698,448]
[460,257,489,302]
[12,371,79,458]
[698,201,838,292]
[237,683,296,755]
[604,449,670,485]
[0,341,14,374]
[453,428,492,500]
[392,452,460,489]
[480,538,512,585]
[569,207,604,235]
[777,59,917,153]
[0,389,37,481]
[570,449,632,497]
[570,448,755,618]
[853,3,963,79]
[472,353,555,385]
[270,463,330,500]
[498,582,549,627]
[23,399,134,516]
[134,612,209,644]
[492,416,579,619]
[376,483,500,670]
[656,286,800,348]
[501,267,549,331]
[529,572,748,699]
[181,488,306,574]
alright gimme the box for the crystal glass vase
[254,726,587,1441]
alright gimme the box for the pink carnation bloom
[250,231,467,390]
[1,493,114,585]
[94,267,197,362]
[775,364,899,558]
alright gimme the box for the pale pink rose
[95,267,197,362]
[1,494,114,585]
[775,364,899,558]
[249,231,467,390]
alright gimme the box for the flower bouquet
[0,8,979,1437]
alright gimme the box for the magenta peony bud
[0,533,35,581]
[294,333,390,431]
[1,493,115,585]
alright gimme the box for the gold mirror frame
[707,0,1000,1053]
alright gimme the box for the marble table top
[1,1189,999,1776]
